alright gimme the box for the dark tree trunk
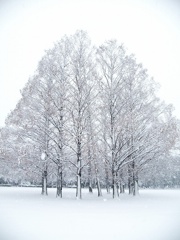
[76,167,82,199]
[128,163,133,195]
[41,169,48,195]
[56,164,63,198]
[120,181,125,194]
[119,169,125,194]
[88,153,93,193]
[133,172,139,196]
[105,163,110,194]
[112,170,118,198]
[76,138,82,199]
[94,159,102,197]
[96,177,102,197]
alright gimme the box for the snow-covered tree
[67,31,98,199]
[2,30,178,199]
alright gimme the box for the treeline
[0,31,179,198]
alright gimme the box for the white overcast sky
[0,0,180,126]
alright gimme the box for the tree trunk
[112,171,118,198]
[128,164,133,195]
[105,162,110,194]
[94,158,102,197]
[88,154,93,193]
[133,172,139,196]
[76,139,82,199]
[96,177,102,197]
[119,170,125,194]
[41,169,48,195]
[88,179,93,193]
[128,177,133,194]
[120,181,125,194]
[112,182,118,198]
[76,169,82,199]
[56,164,63,198]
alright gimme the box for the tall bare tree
[68,31,97,199]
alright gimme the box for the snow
[0,187,180,240]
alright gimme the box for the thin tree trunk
[112,170,118,198]
[116,174,120,197]
[96,177,102,197]
[76,169,82,199]
[104,162,110,194]
[133,172,139,196]
[41,172,44,195]
[41,169,48,195]
[88,172,93,193]
[89,181,93,193]
[128,163,133,195]
[94,158,102,197]
[120,181,125,194]
[56,164,63,198]
[119,169,125,194]
[41,115,49,196]
[88,150,93,193]
[133,179,139,196]
[76,138,82,199]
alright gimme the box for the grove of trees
[0,31,179,199]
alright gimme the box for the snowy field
[0,187,180,240]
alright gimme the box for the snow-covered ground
[0,187,180,240]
